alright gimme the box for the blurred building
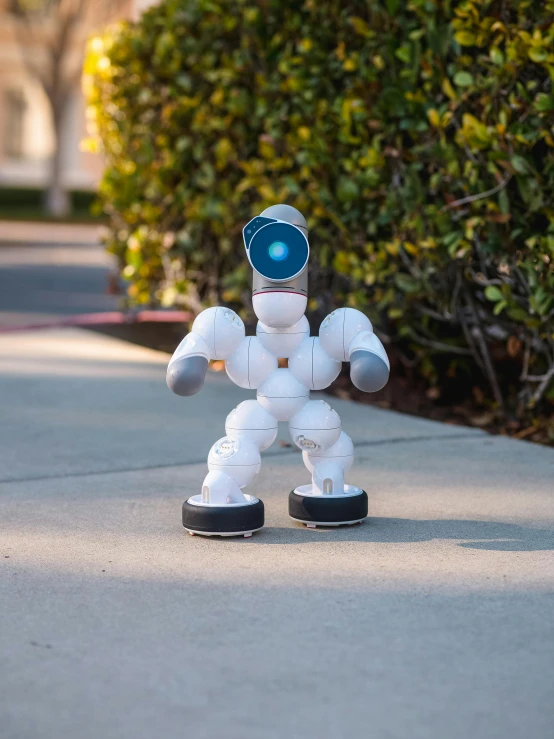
[0,0,154,193]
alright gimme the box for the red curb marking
[0,310,192,334]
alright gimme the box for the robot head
[243,204,309,283]
[243,204,309,328]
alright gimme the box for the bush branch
[409,331,473,356]
[465,290,505,412]
[529,364,554,407]
[442,175,512,212]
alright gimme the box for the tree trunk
[44,104,70,217]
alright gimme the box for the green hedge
[0,187,96,213]
[85,0,554,426]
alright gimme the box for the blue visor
[248,222,308,281]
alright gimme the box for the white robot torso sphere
[302,430,355,474]
[256,315,310,358]
[252,292,307,329]
[207,435,261,488]
[289,336,342,390]
[257,368,309,421]
[319,308,373,362]
[225,400,278,451]
[192,307,245,360]
[289,400,341,452]
[225,336,278,389]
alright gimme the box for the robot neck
[252,268,307,298]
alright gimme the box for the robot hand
[348,330,390,393]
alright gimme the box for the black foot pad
[182,498,264,535]
[289,490,368,525]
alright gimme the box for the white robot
[167,205,390,537]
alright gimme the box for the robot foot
[288,485,368,528]
[182,494,264,538]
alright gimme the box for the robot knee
[225,400,278,451]
[289,400,341,452]
[207,436,261,488]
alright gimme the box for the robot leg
[288,423,368,528]
[182,401,278,538]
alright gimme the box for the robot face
[243,216,309,282]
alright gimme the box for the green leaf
[485,286,503,302]
[511,155,529,175]
[336,177,359,202]
[508,307,531,323]
[534,93,554,112]
[453,71,474,87]
[490,48,504,65]
[350,16,370,37]
[455,31,476,47]
[395,44,411,64]
[528,47,548,63]
[516,176,544,210]
[498,187,510,215]
[395,274,421,294]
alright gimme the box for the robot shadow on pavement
[167,204,390,538]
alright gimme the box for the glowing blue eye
[267,241,289,261]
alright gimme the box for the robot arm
[166,331,210,396]
[166,306,245,397]
[348,330,390,393]
[319,307,389,393]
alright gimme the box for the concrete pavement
[0,227,118,328]
[1,328,553,739]
[0,244,118,328]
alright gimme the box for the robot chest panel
[256,367,310,422]
[256,317,309,359]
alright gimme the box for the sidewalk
[0,237,117,328]
[1,328,553,739]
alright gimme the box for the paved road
[0,224,118,327]
[1,328,553,739]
